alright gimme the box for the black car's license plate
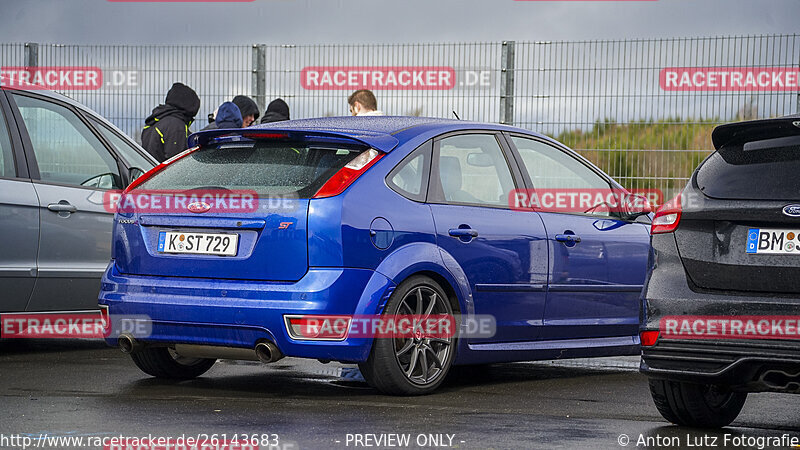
[746,228,800,254]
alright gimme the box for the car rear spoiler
[712,115,800,150]
[188,128,400,153]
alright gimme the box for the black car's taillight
[640,330,660,347]
[651,194,682,235]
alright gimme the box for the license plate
[158,231,238,256]
[746,228,800,254]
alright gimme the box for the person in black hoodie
[141,82,201,162]
[260,98,290,124]
[232,95,260,127]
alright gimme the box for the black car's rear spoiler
[712,115,800,150]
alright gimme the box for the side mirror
[128,167,145,186]
[621,193,652,221]
[81,172,118,189]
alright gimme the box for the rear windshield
[696,135,800,200]
[137,141,365,197]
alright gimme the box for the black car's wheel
[648,379,747,428]
[359,275,456,395]
[130,347,216,380]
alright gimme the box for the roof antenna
[452,111,461,120]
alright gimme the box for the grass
[552,118,719,192]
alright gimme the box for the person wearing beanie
[260,98,290,124]
[201,102,242,131]
[141,82,201,162]
[231,95,260,127]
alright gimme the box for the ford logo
[187,201,211,213]
[783,205,800,217]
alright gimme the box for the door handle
[47,201,77,213]
[448,228,479,238]
[555,234,581,243]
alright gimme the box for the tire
[648,379,747,428]
[359,275,456,395]
[130,347,216,380]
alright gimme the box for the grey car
[0,88,156,313]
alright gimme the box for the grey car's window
[13,94,121,189]
[512,136,612,216]
[433,134,515,207]
[0,109,14,178]
[88,117,154,183]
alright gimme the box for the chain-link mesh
[2,35,798,199]
[516,35,800,199]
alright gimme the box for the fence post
[500,40,515,126]
[252,44,267,114]
[24,42,38,68]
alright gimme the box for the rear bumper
[641,234,800,393]
[641,339,800,393]
[98,263,394,363]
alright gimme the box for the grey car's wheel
[649,379,747,428]
[130,347,215,380]
[359,276,455,395]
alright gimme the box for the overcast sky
[1,0,798,45]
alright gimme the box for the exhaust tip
[255,341,283,363]
[118,334,136,354]
[761,369,800,391]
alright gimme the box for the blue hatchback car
[99,116,652,395]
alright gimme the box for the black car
[640,115,800,428]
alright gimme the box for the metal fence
[2,35,799,199]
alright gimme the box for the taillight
[123,146,199,194]
[98,304,111,337]
[313,149,384,198]
[240,132,289,139]
[285,315,351,341]
[640,330,660,347]
[651,194,682,235]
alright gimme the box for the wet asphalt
[0,339,798,449]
